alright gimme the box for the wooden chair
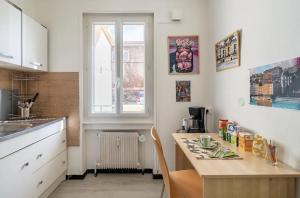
[151,127,203,198]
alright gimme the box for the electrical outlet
[205,106,213,114]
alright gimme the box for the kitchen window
[84,14,153,117]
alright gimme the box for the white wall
[208,0,300,196]
[30,0,212,174]
[10,0,36,18]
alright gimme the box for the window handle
[116,78,120,89]
[115,81,119,89]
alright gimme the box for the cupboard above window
[0,0,48,72]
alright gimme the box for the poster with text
[168,36,199,74]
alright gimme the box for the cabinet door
[0,0,21,66]
[0,143,37,198]
[22,13,48,71]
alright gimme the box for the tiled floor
[49,174,163,198]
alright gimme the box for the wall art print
[215,30,240,72]
[176,81,191,102]
[250,57,300,110]
[168,36,199,74]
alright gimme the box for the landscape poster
[168,36,199,74]
[215,30,240,72]
[250,57,300,110]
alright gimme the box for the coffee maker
[188,107,205,133]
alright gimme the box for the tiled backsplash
[32,72,80,146]
[0,69,80,146]
[0,69,12,89]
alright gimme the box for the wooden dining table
[173,133,300,198]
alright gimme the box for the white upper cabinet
[0,0,22,67]
[22,13,48,71]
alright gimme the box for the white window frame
[83,13,153,119]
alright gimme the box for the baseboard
[152,174,163,179]
[66,168,153,180]
[87,168,153,174]
[144,168,153,174]
[66,170,88,180]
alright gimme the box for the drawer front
[0,119,66,159]
[32,129,66,172]
[32,150,67,198]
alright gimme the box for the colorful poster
[215,30,240,72]
[250,57,300,110]
[168,36,199,74]
[176,81,191,102]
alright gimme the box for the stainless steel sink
[0,118,60,142]
[1,118,56,126]
[0,123,33,135]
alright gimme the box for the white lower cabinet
[32,151,67,198]
[0,121,67,198]
[0,140,37,198]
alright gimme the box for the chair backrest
[151,127,171,197]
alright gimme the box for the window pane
[92,24,116,113]
[122,24,145,113]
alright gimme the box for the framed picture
[168,36,199,75]
[215,30,241,72]
[176,81,191,102]
[250,57,300,110]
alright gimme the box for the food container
[239,132,254,152]
[230,132,237,145]
[226,132,231,143]
[226,122,237,142]
[252,135,266,157]
[235,125,243,147]
[218,119,228,140]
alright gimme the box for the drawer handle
[36,154,43,160]
[62,140,66,143]
[30,61,43,67]
[38,180,43,186]
[0,52,14,59]
[62,161,66,165]
[21,162,29,170]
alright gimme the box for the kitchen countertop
[0,117,66,142]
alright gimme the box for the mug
[200,135,211,147]
[182,118,189,131]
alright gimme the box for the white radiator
[96,132,140,170]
